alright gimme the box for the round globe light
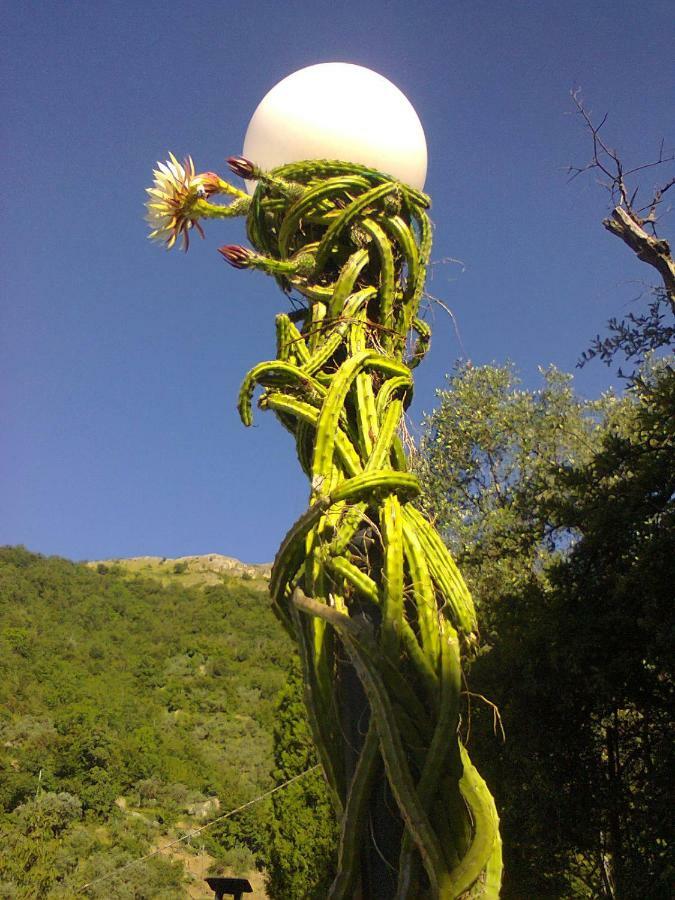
[242,62,427,193]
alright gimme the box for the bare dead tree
[568,90,675,373]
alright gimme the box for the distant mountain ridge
[85,552,272,586]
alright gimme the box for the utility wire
[76,764,321,894]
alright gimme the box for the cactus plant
[146,154,502,898]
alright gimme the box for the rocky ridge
[86,553,272,586]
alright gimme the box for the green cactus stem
[148,153,502,897]
[233,159,502,899]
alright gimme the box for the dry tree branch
[568,89,675,306]
[603,208,675,306]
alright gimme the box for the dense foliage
[266,661,338,900]
[543,363,674,896]
[0,549,292,897]
[415,363,613,634]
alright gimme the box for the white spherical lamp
[242,62,427,192]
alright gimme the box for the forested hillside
[0,548,292,897]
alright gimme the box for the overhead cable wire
[76,764,321,894]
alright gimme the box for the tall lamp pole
[146,62,501,899]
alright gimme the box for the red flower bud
[227,156,257,179]
[218,245,254,269]
[199,172,222,197]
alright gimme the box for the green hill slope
[0,546,291,898]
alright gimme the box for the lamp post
[146,62,502,899]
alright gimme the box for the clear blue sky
[2,0,673,563]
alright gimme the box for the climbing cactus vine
[146,153,502,898]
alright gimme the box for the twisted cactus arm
[146,154,502,897]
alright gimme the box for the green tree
[0,792,84,895]
[265,659,338,900]
[415,363,612,629]
[542,360,674,896]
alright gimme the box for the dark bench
[204,876,253,900]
